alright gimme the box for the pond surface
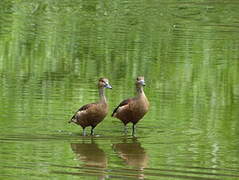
[0,0,239,179]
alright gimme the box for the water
[0,0,239,179]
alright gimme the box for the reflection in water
[71,138,107,179]
[113,137,148,179]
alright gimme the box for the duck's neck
[136,86,145,98]
[99,87,107,103]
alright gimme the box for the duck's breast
[88,103,108,125]
[131,97,149,122]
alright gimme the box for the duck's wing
[111,98,133,117]
[69,103,97,123]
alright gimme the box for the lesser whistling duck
[69,78,112,136]
[111,76,149,135]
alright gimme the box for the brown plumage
[69,78,112,136]
[112,76,149,135]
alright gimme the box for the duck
[69,78,112,136]
[111,76,149,135]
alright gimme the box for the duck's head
[98,78,112,89]
[136,76,145,87]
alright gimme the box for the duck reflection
[71,138,107,179]
[113,137,148,179]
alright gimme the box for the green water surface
[0,0,239,179]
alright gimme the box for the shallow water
[1,0,239,179]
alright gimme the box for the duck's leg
[90,126,95,135]
[82,127,86,136]
[132,124,136,136]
